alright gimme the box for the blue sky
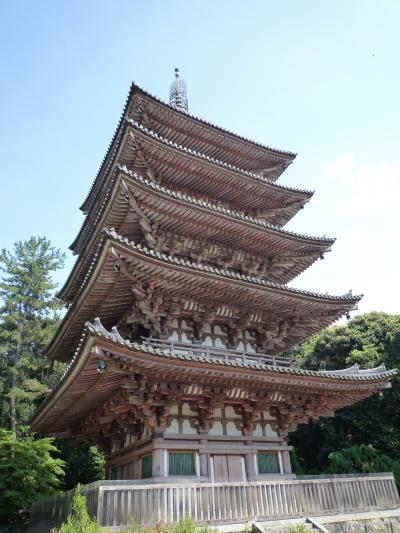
[0,1,399,316]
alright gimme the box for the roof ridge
[105,228,361,303]
[126,118,313,196]
[118,165,334,244]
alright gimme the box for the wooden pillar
[281,450,292,474]
[131,458,140,479]
[244,453,255,481]
[152,448,166,478]
[199,453,208,476]
[199,439,208,477]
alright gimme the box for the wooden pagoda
[31,71,395,484]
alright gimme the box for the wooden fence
[29,474,400,532]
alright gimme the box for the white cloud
[287,154,400,316]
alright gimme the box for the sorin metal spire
[169,68,189,113]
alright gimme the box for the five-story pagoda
[31,70,395,483]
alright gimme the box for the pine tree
[0,237,65,434]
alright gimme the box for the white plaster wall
[225,421,242,436]
[181,420,197,435]
[214,325,224,336]
[203,323,212,334]
[208,421,223,436]
[214,337,225,348]
[225,406,240,418]
[253,423,264,437]
[165,419,179,434]
[265,423,277,437]
[203,336,213,346]
[182,403,196,416]
[168,331,179,341]
[181,331,190,342]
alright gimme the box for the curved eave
[31,328,396,435]
[81,82,297,214]
[80,119,312,239]
[134,84,297,162]
[126,118,312,199]
[62,169,334,302]
[49,231,361,362]
[72,161,320,256]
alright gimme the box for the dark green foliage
[56,440,105,490]
[289,450,305,475]
[0,238,105,524]
[0,237,66,433]
[290,312,400,476]
[0,429,64,524]
[326,444,400,486]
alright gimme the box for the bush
[55,490,215,533]
[120,517,215,533]
[0,429,64,524]
[55,485,107,533]
[326,443,400,486]
[285,526,310,533]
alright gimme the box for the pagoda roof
[31,320,395,436]
[62,168,334,302]
[133,83,296,166]
[49,230,361,362]
[80,119,312,230]
[81,82,296,214]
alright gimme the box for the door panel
[227,455,244,481]
[213,455,244,482]
[213,454,229,482]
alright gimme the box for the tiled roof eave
[117,166,334,245]
[80,82,297,215]
[62,166,333,303]
[134,84,297,159]
[105,228,361,304]
[51,229,360,363]
[126,118,312,196]
[31,322,396,432]
[90,327,397,382]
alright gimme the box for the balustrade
[29,474,400,532]
[141,337,295,368]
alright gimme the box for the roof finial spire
[169,67,189,113]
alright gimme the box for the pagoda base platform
[104,434,294,483]
[29,473,400,532]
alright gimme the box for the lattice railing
[141,337,296,367]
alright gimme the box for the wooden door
[213,455,244,482]
[227,455,244,481]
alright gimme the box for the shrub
[0,429,64,524]
[55,485,107,533]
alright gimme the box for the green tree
[56,440,106,490]
[290,312,400,473]
[0,428,64,524]
[326,444,400,486]
[0,237,65,434]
